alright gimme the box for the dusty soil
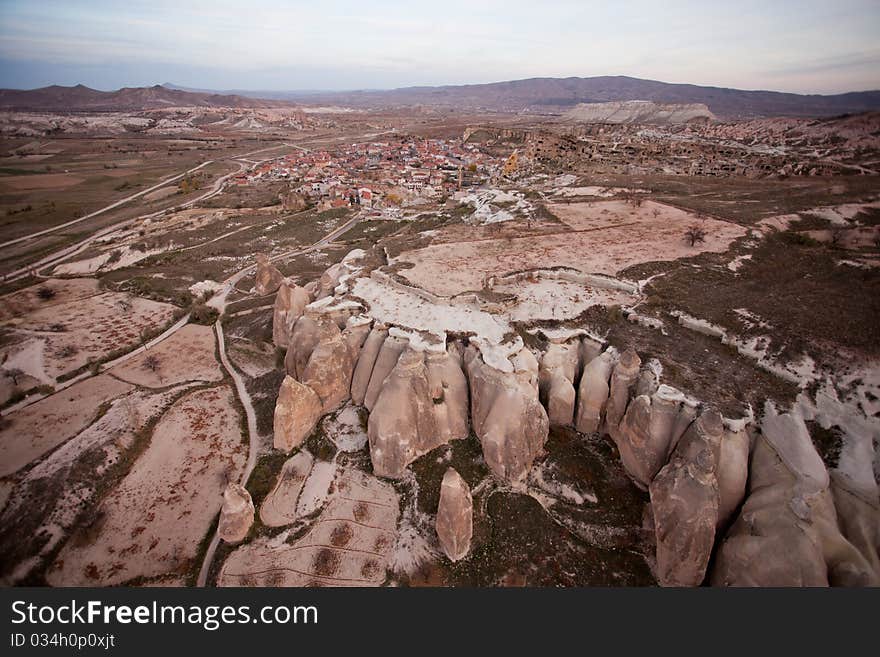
[218,466,399,586]
[395,200,745,296]
[46,385,246,586]
[107,323,222,388]
[0,374,133,478]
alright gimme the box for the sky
[0,0,878,94]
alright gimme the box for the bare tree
[685,224,707,247]
[142,354,161,373]
[4,367,24,386]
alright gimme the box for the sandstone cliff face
[649,410,723,586]
[253,253,284,296]
[436,468,473,562]
[467,348,549,483]
[350,325,388,405]
[273,376,322,452]
[272,279,310,348]
[574,348,616,434]
[367,347,469,479]
[539,341,580,427]
[612,385,693,489]
[712,404,878,587]
[218,483,254,544]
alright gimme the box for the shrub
[36,286,56,301]
[189,303,219,326]
[684,225,707,247]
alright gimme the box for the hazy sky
[0,0,878,93]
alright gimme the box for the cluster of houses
[231,137,501,212]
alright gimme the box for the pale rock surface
[260,451,315,527]
[316,262,345,299]
[716,425,751,530]
[650,409,724,586]
[350,325,388,405]
[219,468,399,586]
[829,473,880,580]
[436,468,473,561]
[272,279,310,348]
[363,335,407,410]
[218,483,254,544]
[467,350,549,482]
[300,330,355,413]
[254,253,284,296]
[539,341,580,426]
[368,349,450,478]
[574,348,616,434]
[425,348,470,442]
[613,384,686,489]
[273,376,322,452]
[284,313,337,380]
[712,404,877,586]
[605,348,641,430]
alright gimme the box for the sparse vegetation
[684,224,707,247]
[36,286,56,301]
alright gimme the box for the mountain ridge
[2,76,879,118]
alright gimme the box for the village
[232,136,503,213]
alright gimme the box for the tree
[4,367,24,386]
[142,354,161,373]
[685,224,707,247]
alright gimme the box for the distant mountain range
[2,76,879,118]
[297,76,880,118]
[0,84,285,111]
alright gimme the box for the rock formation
[539,341,579,426]
[260,451,314,527]
[300,329,354,413]
[612,384,691,489]
[219,468,399,586]
[716,420,750,530]
[574,348,616,434]
[605,347,641,430]
[712,404,877,587]
[350,325,388,405]
[218,483,254,544]
[254,253,283,296]
[272,279,310,348]
[273,376,322,452]
[363,334,407,410]
[367,346,469,479]
[649,409,723,586]
[436,468,473,562]
[467,348,549,482]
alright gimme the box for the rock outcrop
[260,451,314,527]
[300,329,354,413]
[650,409,723,586]
[712,404,877,587]
[254,253,283,296]
[218,483,254,544]
[716,421,750,530]
[467,348,549,482]
[363,334,407,411]
[436,468,473,561]
[273,376,322,452]
[574,348,616,434]
[219,468,399,586]
[350,325,388,405]
[605,348,641,430]
[612,384,691,489]
[367,347,469,479]
[539,341,579,426]
[272,279,310,348]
